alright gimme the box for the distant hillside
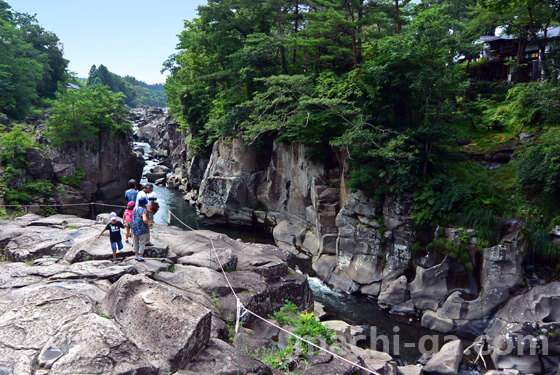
[86,65,166,108]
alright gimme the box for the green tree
[0,125,33,168]
[0,2,68,119]
[0,19,42,118]
[47,85,131,149]
[13,12,68,99]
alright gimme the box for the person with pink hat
[123,201,135,244]
[96,212,125,264]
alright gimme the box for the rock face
[485,282,560,374]
[48,130,144,203]
[0,213,317,374]
[136,108,549,374]
[11,119,143,211]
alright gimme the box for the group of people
[97,179,159,263]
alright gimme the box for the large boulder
[409,259,450,311]
[257,141,324,222]
[486,282,560,374]
[101,274,212,373]
[378,275,410,310]
[336,224,384,285]
[0,287,97,374]
[37,313,157,374]
[422,340,463,375]
[197,138,264,221]
[422,232,526,337]
[481,231,524,306]
[178,265,272,324]
[183,338,274,375]
[25,147,54,180]
[3,217,99,262]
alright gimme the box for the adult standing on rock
[125,179,139,204]
[136,183,156,246]
[132,196,150,262]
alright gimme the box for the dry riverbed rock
[0,212,395,374]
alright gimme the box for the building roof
[66,83,80,89]
[480,26,560,43]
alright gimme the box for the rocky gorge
[133,106,560,374]
[0,213,432,375]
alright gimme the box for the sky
[8,0,207,85]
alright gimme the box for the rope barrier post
[90,202,95,221]
[235,299,242,335]
[209,238,213,269]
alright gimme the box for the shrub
[517,128,560,195]
[59,167,86,187]
[0,125,34,168]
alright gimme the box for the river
[136,141,482,373]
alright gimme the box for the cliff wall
[136,107,559,373]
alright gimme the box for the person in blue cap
[131,196,150,262]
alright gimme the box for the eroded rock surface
[0,213,320,374]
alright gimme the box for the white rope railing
[0,201,382,374]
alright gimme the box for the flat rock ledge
[0,213,411,375]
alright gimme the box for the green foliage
[40,206,57,216]
[22,181,54,196]
[517,128,560,195]
[427,227,476,273]
[412,176,473,228]
[240,74,350,146]
[252,301,335,373]
[271,300,300,327]
[59,167,85,187]
[47,85,131,148]
[3,180,54,206]
[291,312,335,353]
[0,4,68,119]
[56,185,68,198]
[212,292,221,311]
[457,208,500,248]
[0,125,34,168]
[251,345,297,373]
[524,222,560,262]
[483,82,560,132]
[0,207,7,220]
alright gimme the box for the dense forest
[163,0,560,262]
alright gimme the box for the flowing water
[136,142,274,244]
[135,140,481,373]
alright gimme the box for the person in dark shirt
[96,212,125,263]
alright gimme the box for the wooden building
[472,26,560,83]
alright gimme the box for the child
[124,201,134,244]
[96,212,125,263]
